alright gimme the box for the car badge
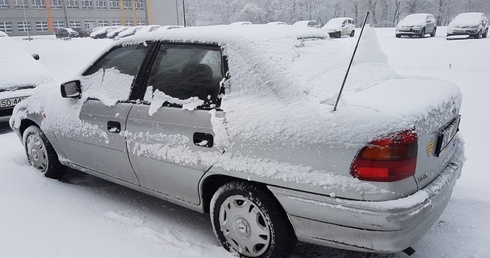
[427,138,434,156]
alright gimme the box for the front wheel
[210,181,296,258]
[419,28,426,38]
[430,27,437,37]
[482,29,488,38]
[23,125,65,179]
[350,30,355,37]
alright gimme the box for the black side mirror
[61,80,81,98]
[32,54,40,60]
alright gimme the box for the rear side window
[146,44,223,107]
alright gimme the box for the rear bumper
[268,138,464,253]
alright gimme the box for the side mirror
[32,54,40,60]
[61,80,81,98]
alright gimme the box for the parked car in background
[134,25,162,36]
[0,35,55,122]
[266,22,287,25]
[54,27,78,39]
[395,13,437,38]
[0,31,7,37]
[155,25,182,32]
[115,26,142,39]
[90,26,119,39]
[293,20,320,28]
[10,25,464,257]
[72,28,92,38]
[447,12,489,39]
[321,17,355,38]
[230,21,253,25]
[107,27,128,39]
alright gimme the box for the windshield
[453,13,482,24]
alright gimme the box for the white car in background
[293,20,320,28]
[447,12,489,39]
[0,35,55,122]
[395,13,437,38]
[321,17,355,38]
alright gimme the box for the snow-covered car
[133,25,162,36]
[115,26,142,39]
[447,12,489,39]
[0,31,8,37]
[90,26,119,39]
[230,21,253,25]
[106,26,128,39]
[293,20,320,28]
[0,36,54,122]
[321,17,355,38]
[396,13,437,38]
[10,25,464,257]
[266,22,287,25]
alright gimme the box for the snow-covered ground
[1,27,489,257]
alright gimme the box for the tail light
[351,130,418,182]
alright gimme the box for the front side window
[82,44,150,104]
[146,44,223,108]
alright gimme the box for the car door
[55,43,154,184]
[125,43,226,204]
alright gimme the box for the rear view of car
[396,13,437,38]
[0,36,55,122]
[447,12,489,39]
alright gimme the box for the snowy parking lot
[1,27,489,257]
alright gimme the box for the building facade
[0,0,178,36]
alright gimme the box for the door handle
[193,132,214,148]
[107,121,121,133]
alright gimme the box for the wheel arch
[19,119,40,138]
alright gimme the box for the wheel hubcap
[26,134,48,172]
[219,195,271,257]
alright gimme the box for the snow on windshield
[323,18,346,29]
[453,13,482,24]
[402,14,428,23]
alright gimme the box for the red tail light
[351,130,418,182]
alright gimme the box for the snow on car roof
[402,13,430,22]
[452,12,484,23]
[114,25,461,145]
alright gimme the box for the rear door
[126,43,226,204]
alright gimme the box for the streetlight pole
[22,0,31,40]
[182,0,186,27]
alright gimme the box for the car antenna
[333,12,370,112]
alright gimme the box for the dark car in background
[54,28,78,39]
[72,28,92,38]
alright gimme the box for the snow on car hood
[321,18,347,31]
[0,37,55,91]
[448,13,483,27]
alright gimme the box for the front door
[55,43,153,184]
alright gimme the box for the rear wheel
[210,181,296,258]
[23,125,65,179]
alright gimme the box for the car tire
[473,30,481,39]
[23,125,65,179]
[482,29,488,38]
[430,27,437,37]
[419,28,426,38]
[350,30,355,37]
[396,34,401,38]
[210,181,297,258]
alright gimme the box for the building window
[17,21,31,32]
[50,0,62,8]
[80,0,92,8]
[0,0,9,8]
[69,20,81,28]
[13,0,27,7]
[112,21,121,26]
[137,20,145,26]
[124,20,132,26]
[95,0,106,9]
[123,0,131,9]
[84,20,95,29]
[66,0,78,8]
[53,21,65,28]
[109,0,118,9]
[135,0,143,10]
[0,21,13,33]
[98,21,109,26]
[32,0,45,8]
[35,21,49,31]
